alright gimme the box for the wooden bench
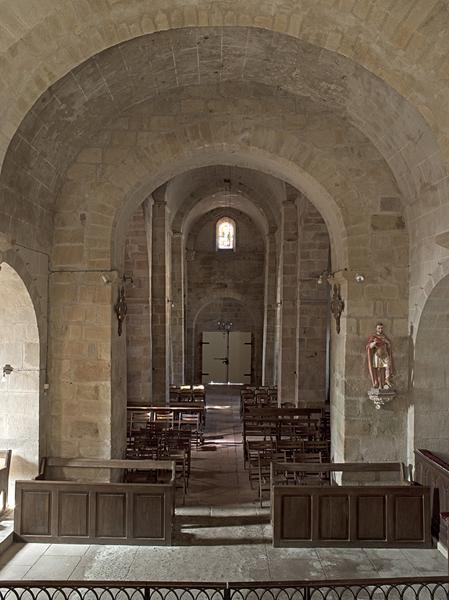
[0,450,11,513]
[414,449,449,551]
[15,457,175,545]
[271,461,431,548]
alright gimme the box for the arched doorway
[193,298,258,385]
[0,262,40,503]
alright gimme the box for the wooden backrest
[39,457,176,483]
[244,406,325,419]
[271,461,407,482]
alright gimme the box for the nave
[0,387,445,581]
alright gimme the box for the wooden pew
[414,449,449,551]
[271,461,431,548]
[15,457,175,545]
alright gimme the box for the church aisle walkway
[0,386,446,580]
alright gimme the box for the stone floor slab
[23,555,80,580]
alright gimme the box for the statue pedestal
[368,387,396,409]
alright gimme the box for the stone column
[151,196,169,405]
[262,230,277,385]
[142,197,153,396]
[277,197,300,404]
[296,198,330,405]
[171,231,185,385]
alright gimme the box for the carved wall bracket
[368,387,396,409]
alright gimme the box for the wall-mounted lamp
[217,319,233,332]
[317,269,365,285]
[317,272,328,285]
[99,270,119,285]
[1,364,13,383]
[123,272,134,287]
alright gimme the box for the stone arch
[168,166,281,236]
[111,140,349,272]
[0,248,45,339]
[192,293,256,333]
[413,272,449,462]
[0,260,41,502]
[0,22,444,341]
[1,4,448,174]
[45,107,409,464]
[183,193,268,244]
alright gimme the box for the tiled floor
[0,386,447,581]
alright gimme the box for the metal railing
[0,579,448,600]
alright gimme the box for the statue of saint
[366,322,394,389]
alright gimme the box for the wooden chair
[246,440,275,488]
[275,452,324,486]
[303,440,331,462]
[178,410,202,448]
[258,450,285,507]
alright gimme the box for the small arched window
[216,217,236,250]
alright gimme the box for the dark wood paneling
[20,490,51,536]
[59,492,89,537]
[133,494,164,539]
[357,496,386,541]
[272,485,431,548]
[395,496,424,542]
[15,480,174,545]
[319,495,349,540]
[96,493,126,538]
[281,496,311,540]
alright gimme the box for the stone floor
[0,386,447,581]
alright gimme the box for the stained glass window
[216,217,235,250]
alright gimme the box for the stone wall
[124,205,151,406]
[186,208,265,384]
[298,200,330,405]
[48,269,117,459]
[42,77,409,464]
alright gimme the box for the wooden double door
[201,331,252,384]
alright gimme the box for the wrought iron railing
[0,579,448,600]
